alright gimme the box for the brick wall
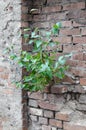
[26,0,86,130]
[0,0,23,130]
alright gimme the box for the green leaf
[55,71,64,79]
[36,40,42,48]
[24,34,29,38]
[46,31,51,37]
[31,32,35,38]
[48,42,55,47]
[10,54,17,60]
[29,40,33,44]
[24,28,31,31]
[56,22,62,28]
[58,56,66,65]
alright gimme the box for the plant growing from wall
[10,23,71,92]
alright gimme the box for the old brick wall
[26,0,86,130]
[0,0,23,130]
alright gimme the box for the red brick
[38,101,62,111]
[73,21,85,27]
[22,44,33,51]
[49,119,62,128]
[53,36,72,44]
[83,53,86,61]
[21,6,28,13]
[63,2,85,10]
[55,110,72,121]
[81,28,86,35]
[77,61,86,68]
[47,12,66,21]
[60,28,80,36]
[42,5,62,13]
[33,15,46,22]
[51,85,68,94]
[34,22,50,29]
[69,67,86,77]
[39,117,48,125]
[80,78,86,86]
[73,36,86,44]
[42,125,51,130]
[0,73,9,79]
[67,10,86,19]
[63,44,83,53]
[61,75,75,84]
[47,0,57,4]
[64,122,86,130]
[61,21,72,27]
[28,91,43,100]
[72,53,83,61]
[66,60,78,67]
[21,14,30,21]
[21,21,29,28]
[74,85,85,94]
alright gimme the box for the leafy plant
[11,22,71,92]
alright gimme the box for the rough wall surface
[26,0,86,130]
[0,0,22,130]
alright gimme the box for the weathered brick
[21,6,28,13]
[49,119,62,128]
[38,101,62,111]
[44,110,54,118]
[72,53,83,61]
[0,73,9,79]
[69,67,86,77]
[83,53,86,61]
[74,85,85,94]
[64,122,86,130]
[28,91,43,100]
[33,15,46,22]
[21,14,30,21]
[55,110,73,121]
[73,36,86,44]
[61,75,75,84]
[81,28,86,35]
[47,12,67,21]
[53,36,72,44]
[42,5,62,13]
[39,117,48,125]
[67,10,86,19]
[51,85,68,94]
[63,44,83,53]
[42,125,51,130]
[60,28,81,36]
[21,21,29,28]
[29,107,43,116]
[61,21,72,27]
[63,2,85,10]
[29,99,38,107]
[73,21,85,27]
[30,115,38,121]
